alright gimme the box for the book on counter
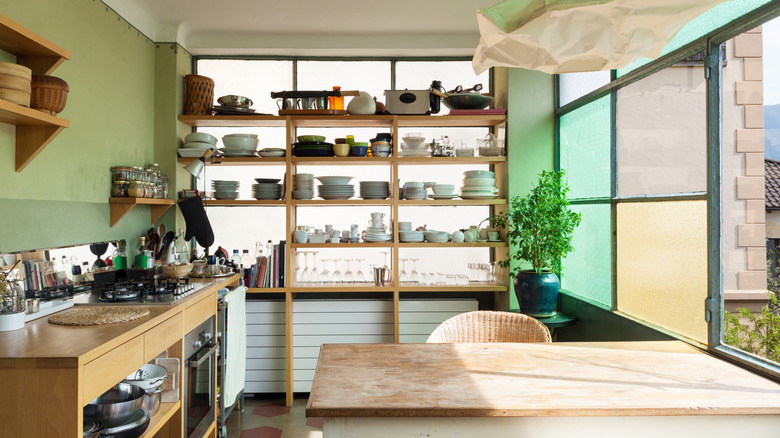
[245,239,285,288]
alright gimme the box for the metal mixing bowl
[83,383,145,428]
[217,94,253,108]
[442,93,494,110]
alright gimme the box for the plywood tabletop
[306,341,780,418]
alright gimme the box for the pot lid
[83,418,102,435]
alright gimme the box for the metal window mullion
[610,69,618,311]
[705,42,722,351]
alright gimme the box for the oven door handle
[186,342,218,368]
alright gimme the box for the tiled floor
[225,395,323,438]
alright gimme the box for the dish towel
[223,285,246,408]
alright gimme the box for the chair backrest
[426,310,552,343]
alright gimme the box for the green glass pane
[561,203,612,308]
[559,96,611,199]
[619,0,771,75]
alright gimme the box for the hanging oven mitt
[177,195,215,249]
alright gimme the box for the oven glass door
[185,339,217,438]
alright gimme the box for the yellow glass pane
[616,200,708,343]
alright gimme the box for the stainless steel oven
[183,315,218,438]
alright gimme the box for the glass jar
[111,180,129,197]
[110,166,133,182]
[161,174,169,199]
[128,180,144,198]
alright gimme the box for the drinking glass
[409,258,420,283]
[301,251,311,285]
[319,258,330,286]
[399,258,409,283]
[343,258,355,283]
[309,251,320,284]
[295,251,304,285]
[331,258,342,284]
[356,258,367,284]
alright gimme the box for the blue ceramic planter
[514,271,560,317]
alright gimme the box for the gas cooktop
[98,278,196,303]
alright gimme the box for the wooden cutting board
[48,306,150,326]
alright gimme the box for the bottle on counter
[113,242,127,270]
[254,241,264,259]
[330,86,344,110]
[70,256,81,279]
[175,229,189,264]
[134,236,148,269]
[230,249,242,269]
[241,249,251,269]
[61,256,70,280]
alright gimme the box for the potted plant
[488,170,581,317]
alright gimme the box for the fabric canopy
[473,0,728,74]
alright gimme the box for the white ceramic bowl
[400,141,427,150]
[294,173,314,180]
[185,132,217,145]
[432,184,455,195]
[222,135,259,150]
[316,176,353,185]
[463,177,497,187]
[463,170,495,179]
[404,181,424,188]
[223,133,258,138]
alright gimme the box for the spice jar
[128,180,144,198]
[111,166,133,182]
[111,180,129,197]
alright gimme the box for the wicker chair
[426,310,552,343]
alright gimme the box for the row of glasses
[398,258,420,283]
[467,262,505,285]
[296,252,372,286]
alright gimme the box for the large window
[558,1,780,376]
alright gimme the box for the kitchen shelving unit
[178,113,509,405]
[0,14,71,172]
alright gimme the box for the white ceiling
[102,0,494,57]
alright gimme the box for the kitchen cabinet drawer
[144,312,183,362]
[83,336,144,403]
[184,292,216,334]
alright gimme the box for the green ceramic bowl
[297,135,326,143]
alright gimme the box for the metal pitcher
[373,266,391,286]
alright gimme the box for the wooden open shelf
[178,156,286,166]
[109,197,175,227]
[204,199,285,206]
[0,14,71,172]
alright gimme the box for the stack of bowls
[399,133,428,157]
[316,176,354,200]
[253,178,283,200]
[424,230,450,243]
[370,140,391,157]
[220,133,258,156]
[293,173,314,200]
[430,183,457,199]
[293,135,333,157]
[399,230,425,242]
[460,170,499,199]
[212,180,240,200]
[402,181,427,200]
[179,132,217,157]
[359,181,390,199]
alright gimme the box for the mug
[488,231,499,241]
[300,97,316,110]
[350,224,359,235]
[373,266,391,286]
[325,224,333,234]
[370,212,385,222]
[368,219,384,229]
[294,230,309,243]
[330,235,340,243]
[314,228,325,235]
[208,264,219,275]
[342,230,351,240]
[276,98,299,110]
[398,221,412,231]
[296,225,313,232]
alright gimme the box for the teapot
[347,91,376,115]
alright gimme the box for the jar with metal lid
[128,180,145,198]
[111,180,129,197]
[161,174,169,199]
[111,166,133,182]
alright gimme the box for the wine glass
[399,258,409,283]
[309,251,320,284]
[331,258,342,284]
[343,258,355,283]
[319,257,330,286]
[300,251,311,285]
[356,258,367,284]
[409,258,420,283]
[294,251,305,285]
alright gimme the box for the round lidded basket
[30,75,69,115]
[184,74,215,115]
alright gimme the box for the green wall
[505,68,555,309]
[0,1,190,255]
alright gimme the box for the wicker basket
[30,75,68,115]
[184,74,215,115]
[162,263,194,279]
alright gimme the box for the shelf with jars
[108,164,173,227]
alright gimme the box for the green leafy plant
[488,169,581,276]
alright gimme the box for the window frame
[554,1,780,379]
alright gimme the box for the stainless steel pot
[141,386,162,415]
[83,383,145,428]
[99,408,150,438]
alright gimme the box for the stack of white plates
[398,133,429,157]
[461,170,499,199]
[399,230,424,242]
[402,181,427,200]
[219,148,257,157]
[258,148,285,157]
[253,178,282,200]
[316,176,354,200]
[294,173,314,200]
[364,226,392,242]
[359,181,390,199]
[212,180,239,200]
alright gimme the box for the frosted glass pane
[561,203,612,308]
[560,96,611,199]
[559,71,610,107]
[396,61,489,94]
[616,65,706,197]
[619,0,771,75]
[297,61,390,106]
[616,200,708,343]
[197,59,292,116]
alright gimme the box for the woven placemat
[48,306,150,326]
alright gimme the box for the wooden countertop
[0,275,239,368]
[306,341,780,418]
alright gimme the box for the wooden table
[306,341,780,438]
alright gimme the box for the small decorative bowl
[351,145,368,157]
[217,95,253,108]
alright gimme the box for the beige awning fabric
[473,0,728,74]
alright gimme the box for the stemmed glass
[356,258,367,284]
[399,258,409,283]
[319,257,330,286]
[343,258,355,283]
[300,251,311,285]
[409,258,420,283]
[295,251,304,285]
[308,251,320,284]
[331,258,342,284]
